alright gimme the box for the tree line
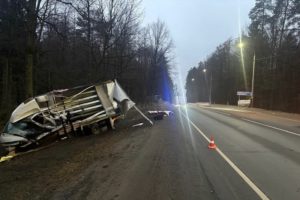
[0,0,174,122]
[186,0,300,113]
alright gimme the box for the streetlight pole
[202,68,212,104]
[251,52,256,107]
[238,40,256,107]
[209,73,212,105]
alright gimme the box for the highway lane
[182,106,300,200]
[114,111,261,200]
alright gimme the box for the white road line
[179,109,270,200]
[197,105,252,113]
[242,118,300,137]
[197,104,300,123]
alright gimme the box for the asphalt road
[1,105,300,200]
[181,105,300,200]
[49,105,300,200]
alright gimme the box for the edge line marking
[242,118,299,137]
[179,109,270,200]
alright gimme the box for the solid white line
[242,118,300,137]
[197,104,300,123]
[179,109,270,200]
[197,105,251,113]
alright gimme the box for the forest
[186,0,300,113]
[0,0,174,123]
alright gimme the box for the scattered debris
[148,110,174,120]
[132,123,144,127]
[154,113,164,120]
[0,155,14,163]
[134,106,154,125]
[148,110,174,116]
[60,137,68,141]
[163,111,174,116]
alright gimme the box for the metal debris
[132,123,144,127]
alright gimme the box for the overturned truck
[0,80,136,150]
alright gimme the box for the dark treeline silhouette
[186,0,300,113]
[0,0,174,122]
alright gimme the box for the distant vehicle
[0,80,135,150]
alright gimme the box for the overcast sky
[142,0,255,85]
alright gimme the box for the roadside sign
[237,91,252,96]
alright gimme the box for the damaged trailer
[0,80,135,150]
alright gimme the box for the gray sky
[142,0,255,86]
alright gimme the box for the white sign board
[237,91,252,96]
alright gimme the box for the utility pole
[251,52,256,107]
[209,73,212,104]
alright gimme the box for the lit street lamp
[238,42,244,48]
[238,41,256,107]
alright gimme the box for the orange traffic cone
[208,137,216,149]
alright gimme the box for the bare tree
[147,19,173,96]
[148,19,173,67]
